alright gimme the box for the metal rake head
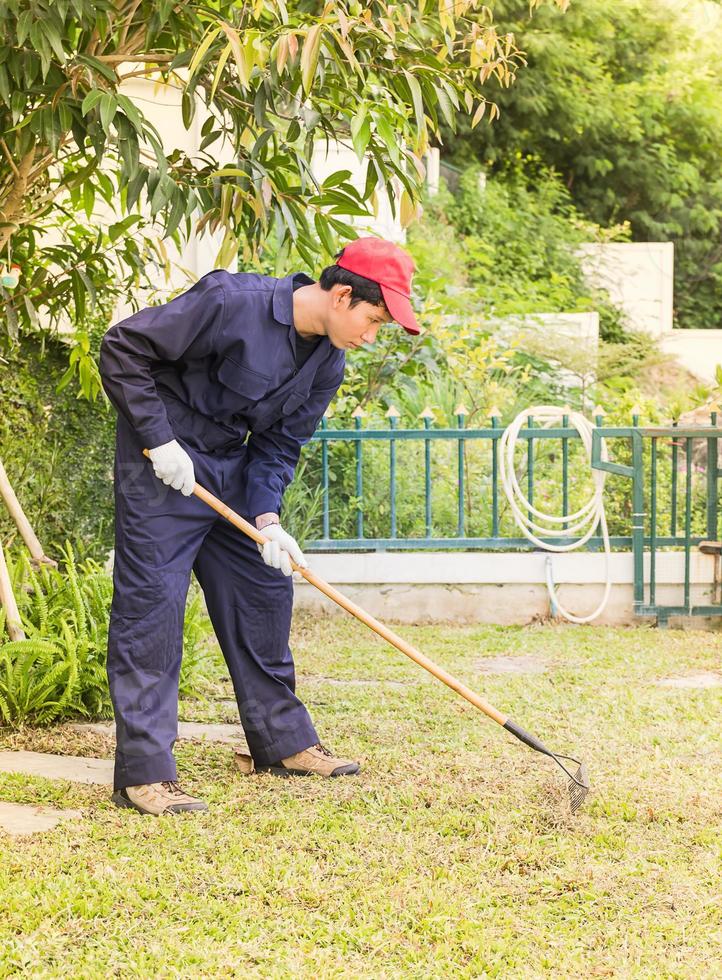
[503,719,591,814]
[553,754,590,814]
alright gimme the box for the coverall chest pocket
[281,388,310,416]
[216,355,272,413]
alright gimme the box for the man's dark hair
[318,248,389,314]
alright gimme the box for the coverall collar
[273,270,325,365]
[272,271,315,328]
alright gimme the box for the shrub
[0,334,116,559]
[0,545,216,727]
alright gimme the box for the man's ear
[332,283,353,309]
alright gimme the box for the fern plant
[0,638,80,725]
[0,543,217,727]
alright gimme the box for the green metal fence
[302,406,722,625]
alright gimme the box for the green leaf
[151,174,176,216]
[2,291,18,339]
[99,92,116,134]
[435,84,456,132]
[321,169,353,190]
[402,69,426,141]
[0,64,9,104]
[70,268,85,321]
[82,181,95,220]
[76,53,117,84]
[211,167,247,179]
[187,24,221,80]
[300,24,323,95]
[23,295,38,328]
[116,93,143,132]
[351,109,371,162]
[251,129,273,160]
[119,132,140,175]
[375,113,401,165]
[56,364,75,392]
[327,216,358,240]
[278,197,298,240]
[210,42,231,101]
[199,129,222,151]
[109,214,142,242]
[43,107,62,154]
[165,193,186,238]
[181,90,194,129]
[314,212,336,256]
[169,48,193,71]
[42,19,66,63]
[362,158,378,201]
[77,267,97,310]
[16,11,34,46]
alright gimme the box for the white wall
[578,242,674,336]
[580,242,722,382]
[292,551,718,626]
[578,241,722,383]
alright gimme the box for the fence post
[387,405,400,539]
[420,407,435,539]
[490,406,500,539]
[562,405,571,532]
[352,405,365,539]
[527,412,535,523]
[321,411,330,541]
[707,402,719,543]
[455,404,467,537]
[631,405,646,616]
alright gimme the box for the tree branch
[0,147,36,252]
[0,140,20,179]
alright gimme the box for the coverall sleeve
[244,369,345,519]
[99,273,226,449]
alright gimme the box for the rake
[145,453,590,812]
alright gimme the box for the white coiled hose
[498,406,612,624]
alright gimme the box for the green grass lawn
[1,613,721,977]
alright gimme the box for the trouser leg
[193,515,318,766]
[108,422,214,790]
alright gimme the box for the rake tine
[503,718,591,812]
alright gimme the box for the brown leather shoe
[111,781,208,815]
[257,742,361,777]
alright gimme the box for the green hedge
[0,335,116,558]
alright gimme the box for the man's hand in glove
[256,517,308,577]
[148,439,195,496]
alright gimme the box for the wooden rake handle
[142,449,507,727]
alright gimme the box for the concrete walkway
[0,801,82,838]
[0,751,113,785]
[0,721,250,836]
[70,720,249,746]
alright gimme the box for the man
[99,235,421,815]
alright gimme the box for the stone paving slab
[0,750,113,785]
[655,672,722,689]
[71,721,248,746]
[0,801,82,838]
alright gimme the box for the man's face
[326,285,393,350]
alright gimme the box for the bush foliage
[0,546,214,727]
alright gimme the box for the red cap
[336,237,420,335]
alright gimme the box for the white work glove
[257,523,308,577]
[147,439,195,496]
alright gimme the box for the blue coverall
[99,270,345,789]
